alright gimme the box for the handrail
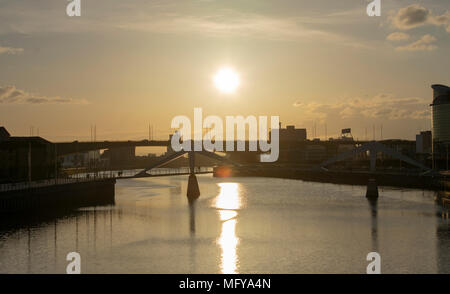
[0,167,213,193]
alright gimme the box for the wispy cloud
[293,94,430,122]
[0,85,88,104]
[0,0,372,49]
[115,10,371,48]
[430,10,450,32]
[396,34,437,52]
[386,32,410,41]
[0,45,23,55]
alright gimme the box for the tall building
[102,146,135,167]
[278,125,307,142]
[416,131,432,154]
[431,84,450,169]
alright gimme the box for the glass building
[431,84,450,169]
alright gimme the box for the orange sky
[0,0,449,142]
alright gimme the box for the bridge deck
[0,167,213,193]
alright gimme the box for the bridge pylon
[366,178,379,198]
[136,146,240,201]
[187,152,200,201]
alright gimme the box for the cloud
[386,32,410,41]
[391,4,430,30]
[292,93,430,122]
[0,1,369,48]
[0,1,377,50]
[0,85,88,104]
[395,34,437,51]
[391,4,450,32]
[293,101,304,107]
[430,10,450,32]
[116,11,370,48]
[0,46,23,55]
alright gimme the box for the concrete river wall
[214,166,450,191]
[0,178,116,213]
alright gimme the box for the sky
[0,0,449,142]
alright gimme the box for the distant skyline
[0,0,449,142]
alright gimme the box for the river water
[0,175,449,274]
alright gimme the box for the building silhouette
[274,125,307,142]
[431,84,450,169]
[416,131,432,154]
[0,127,56,183]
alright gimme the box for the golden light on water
[215,182,242,274]
[213,67,240,94]
[215,183,241,214]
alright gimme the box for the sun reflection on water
[215,183,242,274]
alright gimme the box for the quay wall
[214,166,449,191]
[0,178,115,213]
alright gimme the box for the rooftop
[0,127,11,141]
[431,84,450,105]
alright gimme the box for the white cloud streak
[396,34,437,52]
[293,94,430,122]
[0,85,88,104]
[386,32,410,41]
[0,46,23,55]
[115,11,371,48]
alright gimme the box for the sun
[213,67,240,94]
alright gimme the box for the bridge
[53,139,248,201]
[1,138,445,212]
[57,141,244,201]
[318,140,432,173]
[133,149,241,201]
[55,140,170,155]
[53,139,372,156]
[318,141,434,198]
[54,139,428,199]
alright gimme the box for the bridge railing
[0,176,111,193]
[0,167,214,193]
[74,166,213,178]
[143,166,212,176]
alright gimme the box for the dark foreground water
[0,175,449,274]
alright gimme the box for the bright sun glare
[213,67,240,94]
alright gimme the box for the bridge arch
[318,141,431,173]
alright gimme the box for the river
[0,174,449,273]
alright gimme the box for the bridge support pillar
[370,149,377,172]
[366,178,379,198]
[187,174,200,200]
[187,152,200,200]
